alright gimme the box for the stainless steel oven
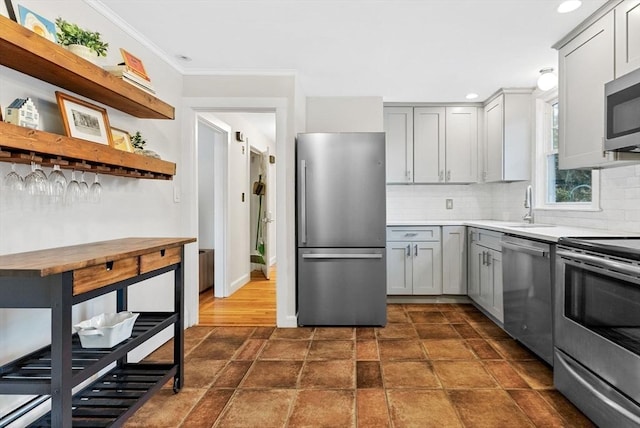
[555,237,640,427]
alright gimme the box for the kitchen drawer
[468,227,503,251]
[387,226,441,242]
[140,247,182,274]
[73,257,139,295]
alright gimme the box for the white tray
[74,312,139,348]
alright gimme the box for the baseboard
[228,273,250,296]
[277,314,298,328]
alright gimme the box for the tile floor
[123,304,594,427]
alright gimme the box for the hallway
[199,267,276,326]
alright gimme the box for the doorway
[183,96,294,328]
[195,111,277,325]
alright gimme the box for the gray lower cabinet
[442,226,467,295]
[467,227,503,322]
[387,226,442,295]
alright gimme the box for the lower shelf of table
[28,362,177,427]
[0,312,177,395]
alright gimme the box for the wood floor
[198,267,276,326]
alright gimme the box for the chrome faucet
[523,184,533,223]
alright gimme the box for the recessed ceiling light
[176,54,192,62]
[557,0,582,13]
[465,93,479,100]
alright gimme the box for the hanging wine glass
[48,165,67,204]
[66,170,81,204]
[25,162,48,197]
[79,171,89,202]
[89,173,102,203]
[4,163,24,193]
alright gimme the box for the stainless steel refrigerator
[296,132,387,326]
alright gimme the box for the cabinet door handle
[406,244,411,257]
[482,250,487,265]
[486,252,492,266]
[414,244,418,256]
[446,170,451,181]
[439,170,444,182]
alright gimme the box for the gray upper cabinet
[616,0,640,77]
[445,107,478,183]
[414,107,445,183]
[384,107,413,183]
[482,91,532,182]
[558,11,615,169]
[385,106,477,184]
[555,0,640,169]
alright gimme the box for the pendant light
[537,68,558,91]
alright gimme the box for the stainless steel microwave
[605,67,640,152]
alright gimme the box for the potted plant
[55,18,108,63]
[131,131,160,159]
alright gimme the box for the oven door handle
[555,350,640,425]
[557,249,640,277]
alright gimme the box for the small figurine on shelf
[5,97,39,129]
[131,131,161,159]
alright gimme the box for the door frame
[197,116,231,298]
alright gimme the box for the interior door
[260,148,272,279]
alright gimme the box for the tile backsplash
[388,163,640,233]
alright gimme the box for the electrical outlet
[446,198,453,209]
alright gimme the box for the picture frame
[110,127,134,152]
[3,0,16,21]
[55,91,113,146]
[120,48,150,81]
[14,4,57,42]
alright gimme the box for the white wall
[0,1,192,420]
[306,96,384,132]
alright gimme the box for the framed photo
[110,127,134,152]
[15,4,57,42]
[120,48,150,81]
[55,91,113,146]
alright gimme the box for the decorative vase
[67,44,98,64]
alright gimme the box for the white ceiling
[96,0,607,103]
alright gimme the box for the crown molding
[85,0,187,74]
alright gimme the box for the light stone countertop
[387,219,630,242]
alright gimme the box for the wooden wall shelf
[0,15,174,120]
[0,122,176,179]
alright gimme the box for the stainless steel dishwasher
[501,235,554,366]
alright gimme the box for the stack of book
[103,65,155,95]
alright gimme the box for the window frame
[534,89,601,212]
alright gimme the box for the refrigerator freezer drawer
[297,248,387,326]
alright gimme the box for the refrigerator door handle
[302,253,384,259]
[300,159,307,244]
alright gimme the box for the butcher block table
[0,237,196,427]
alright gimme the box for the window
[536,93,599,210]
